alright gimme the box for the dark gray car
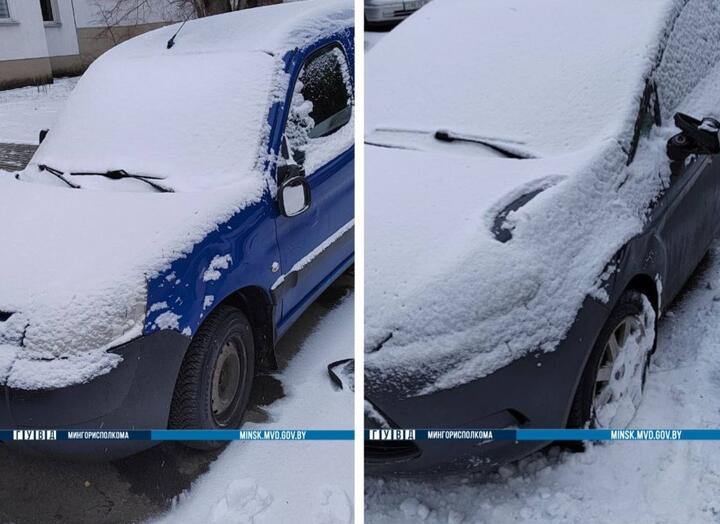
[364,0,720,474]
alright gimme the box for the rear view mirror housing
[667,113,720,162]
[277,163,305,185]
[277,135,310,216]
[278,174,311,217]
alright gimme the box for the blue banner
[365,429,720,441]
[4,428,720,442]
[0,429,354,442]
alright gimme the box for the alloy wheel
[590,314,651,428]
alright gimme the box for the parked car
[364,0,720,474]
[365,0,430,26]
[0,0,354,459]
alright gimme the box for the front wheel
[568,290,656,429]
[169,305,255,449]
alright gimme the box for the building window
[40,0,55,22]
[0,0,10,19]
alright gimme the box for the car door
[274,42,355,328]
[655,150,720,302]
[644,4,720,304]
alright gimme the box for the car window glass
[285,45,354,171]
[654,2,720,120]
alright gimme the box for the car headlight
[21,284,147,359]
[107,289,147,344]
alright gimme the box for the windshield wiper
[434,130,535,159]
[36,164,81,189]
[70,170,174,193]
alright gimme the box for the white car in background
[365,0,430,25]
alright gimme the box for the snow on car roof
[366,0,679,157]
[109,0,353,57]
[27,0,352,193]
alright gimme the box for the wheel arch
[563,271,660,428]
[213,286,278,371]
[623,273,660,314]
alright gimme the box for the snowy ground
[366,246,720,523]
[154,291,355,524]
[0,77,79,144]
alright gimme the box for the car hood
[364,145,572,320]
[0,174,265,389]
[364,137,669,398]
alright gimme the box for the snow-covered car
[365,0,429,26]
[0,0,354,459]
[365,0,720,474]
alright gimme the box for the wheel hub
[211,339,242,425]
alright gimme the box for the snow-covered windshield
[366,0,677,158]
[25,50,277,193]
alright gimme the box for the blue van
[0,0,353,458]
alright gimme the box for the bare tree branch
[92,0,269,41]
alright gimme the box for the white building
[0,0,179,89]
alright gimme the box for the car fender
[560,228,667,425]
[143,195,281,360]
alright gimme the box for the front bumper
[0,330,189,460]
[365,297,609,475]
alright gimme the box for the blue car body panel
[145,29,354,345]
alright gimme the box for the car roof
[106,0,353,59]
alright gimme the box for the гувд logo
[12,430,57,441]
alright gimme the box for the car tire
[567,290,656,432]
[169,305,255,450]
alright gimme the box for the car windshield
[27,50,277,193]
[366,0,676,158]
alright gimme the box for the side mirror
[277,163,304,185]
[278,174,311,217]
[667,113,720,162]
[277,135,310,216]
[39,129,49,144]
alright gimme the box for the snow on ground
[365,246,720,524]
[154,294,354,524]
[0,77,79,144]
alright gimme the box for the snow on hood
[0,176,264,389]
[364,146,573,323]
[365,0,720,397]
[366,0,678,156]
[364,139,672,398]
[24,0,353,193]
